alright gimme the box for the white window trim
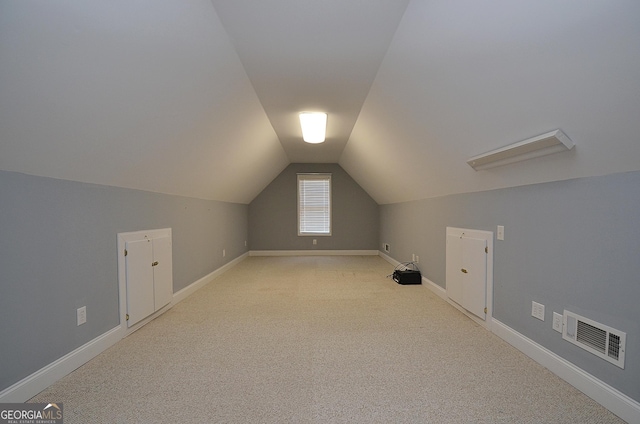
[297,173,332,236]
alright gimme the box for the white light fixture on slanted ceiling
[299,112,327,144]
[467,129,575,170]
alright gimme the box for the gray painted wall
[379,170,640,403]
[0,170,248,392]
[249,163,379,251]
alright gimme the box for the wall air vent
[562,310,626,369]
[467,129,574,170]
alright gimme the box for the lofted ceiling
[1,1,639,204]
[210,0,409,163]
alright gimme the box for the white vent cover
[562,310,626,369]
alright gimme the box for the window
[298,173,331,236]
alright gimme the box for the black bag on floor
[392,262,422,285]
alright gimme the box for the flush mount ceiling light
[299,112,327,144]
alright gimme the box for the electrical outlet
[553,312,563,332]
[77,306,87,326]
[313,239,317,245]
[383,243,390,252]
[532,301,545,321]
[244,240,247,247]
[412,253,415,261]
[223,249,226,257]
[497,225,505,241]
[415,255,419,263]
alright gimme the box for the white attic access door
[446,227,494,329]
[117,228,173,330]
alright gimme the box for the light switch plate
[532,301,545,321]
[497,225,505,241]
[77,306,87,326]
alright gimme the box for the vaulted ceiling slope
[1,1,639,205]
[342,1,640,204]
[0,1,289,204]
[210,0,410,163]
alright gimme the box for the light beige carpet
[30,256,624,423]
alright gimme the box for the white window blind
[298,173,331,235]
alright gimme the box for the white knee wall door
[446,227,493,321]
[118,229,173,328]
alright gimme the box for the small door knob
[461,268,468,273]
[152,261,159,267]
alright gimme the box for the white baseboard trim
[0,253,249,403]
[172,252,248,304]
[6,251,636,422]
[378,251,396,265]
[379,251,446,298]
[379,251,638,421]
[425,278,447,298]
[379,251,493,330]
[492,319,640,424]
[250,250,379,256]
[0,326,122,403]
[123,252,249,336]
